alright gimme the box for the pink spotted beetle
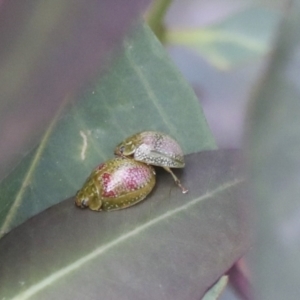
[76,131,187,212]
[115,131,188,193]
[75,157,156,211]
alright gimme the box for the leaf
[0,150,250,300]
[227,259,253,300]
[0,0,152,178]
[166,7,281,70]
[202,276,228,300]
[246,2,300,299]
[0,23,216,237]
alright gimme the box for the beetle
[75,157,156,211]
[114,131,188,193]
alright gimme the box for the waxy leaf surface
[0,150,250,300]
[0,23,215,237]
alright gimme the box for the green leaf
[166,7,281,70]
[0,23,216,237]
[0,150,250,300]
[0,0,152,178]
[246,2,300,299]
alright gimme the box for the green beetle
[114,131,188,193]
[75,157,156,211]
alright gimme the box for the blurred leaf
[252,0,284,10]
[246,2,300,299]
[166,7,281,70]
[146,0,173,41]
[228,259,253,300]
[0,0,152,179]
[202,276,228,300]
[0,23,216,237]
[0,150,250,300]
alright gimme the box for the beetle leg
[88,197,102,211]
[163,167,188,194]
[88,186,102,211]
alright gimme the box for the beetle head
[75,189,90,208]
[114,139,136,157]
[75,188,102,211]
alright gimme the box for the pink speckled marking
[123,166,151,190]
[101,173,117,198]
[100,163,152,198]
[140,131,183,158]
[142,134,156,146]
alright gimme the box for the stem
[145,0,173,42]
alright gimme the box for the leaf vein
[11,178,243,300]
[0,95,70,237]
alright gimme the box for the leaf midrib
[11,178,243,300]
[0,95,71,237]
